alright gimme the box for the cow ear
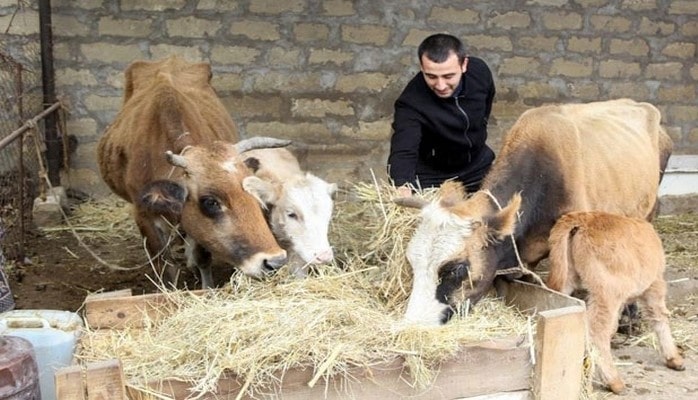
[243,176,278,206]
[484,193,522,239]
[244,157,261,173]
[138,180,187,220]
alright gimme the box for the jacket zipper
[454,96,473,163]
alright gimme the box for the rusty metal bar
[0,101,61,151]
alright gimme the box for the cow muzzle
[238,250,288,278]
[263,252,288,272]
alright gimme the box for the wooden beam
[503,280,584,314]
[533,305,586,400]
[55,365,86,400]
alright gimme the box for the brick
[666,105,698,123]
[638,17,675,36]
[121,0,186,11]
[467,35,513,52]
[321,0,355,16]
[52,15,90,37]
[341,25,390,45]
[308,48,354,65]
[574,0,608,6]
[53,0,102,8]
[253,72,328,93]
[691,65,698,80]
[682,20,698,36]
[489,11,531,29]
[56,68,98,86]
[668,1,698,14]
[230,20,280,41]
[197,0,240,11]
[294,23,330,42]
[268,47,302,65]
[598,60,641,78]
[541,12,583,30]
[151,45,202,61]
[607,83,650,100]
[0,10,39,35]
[403,29,435,47]
[340,119,391,140]
[211,46,261,65]
[211,73,244,92]
[249,0,305,14]
[662,42,696,59]
[619,0,656,11]
[98,17,152,37]
[335,73,394,92]
[658,85,696,103]
[498,57,541,76]
[645,62,684,80]
[517,82,559,100]
[516,36,559,52]
[566,82,601,99]
[567,37,602,54]
[84,94,121,111]
[609,38,650,57]
[221,96,283,118]
[527,0,568,5]
[246,122,332,143]
[81,43,145,63]
[589,15,632,33]
[66,118,98,139]
[428,7,479,24]
[549,58,593,77]
[292,98,354,118]
[167,17,221,38]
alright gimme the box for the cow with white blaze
[98,56,289,289]
[395,98,673,326]
[241,148,337,277]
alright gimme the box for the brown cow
[547,211,685,394]
[98,56,288,288]
[395,98,673,326]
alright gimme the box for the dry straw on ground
[77,181,533,399]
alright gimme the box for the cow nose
[315,248,334,263]
[263,253,288,271]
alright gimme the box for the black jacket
[388,56,495,189]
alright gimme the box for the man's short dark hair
[418,33,467,65]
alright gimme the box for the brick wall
[2,0,697,196]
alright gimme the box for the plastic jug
[0,335,41,399]
[0,310,84,400]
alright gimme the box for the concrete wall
[1,0,697,197]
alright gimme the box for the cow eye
[199,195,222,217]
[286,211,298,220]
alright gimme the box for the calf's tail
[546,218,579,294]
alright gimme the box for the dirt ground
[2,195,697,399]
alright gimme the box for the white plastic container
[0,309,84,400]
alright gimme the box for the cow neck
[480,189,545,286]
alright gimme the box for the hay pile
[77,181,532,399]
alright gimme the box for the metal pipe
[39,0,61,186]
[0,101,61,151]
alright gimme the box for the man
[388,33,496,197]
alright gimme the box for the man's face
[420,52,468,98]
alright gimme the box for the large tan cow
[396,98,673,325]
[241,148,337,277]
[98,56,289,289]
[547,211,685,394]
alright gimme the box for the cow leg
[639,279,685,371]
[587,293,626,394]
[618,302,642,335]
[136,214,179,288]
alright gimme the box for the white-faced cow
[97,56,289,289]
[396,98,673,326]
[547,211,685,394]
[241,148,337,277]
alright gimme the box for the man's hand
[396,185,412,197]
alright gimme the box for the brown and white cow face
[398,182,521,326]
[243,173,337,272]
[140,140,288,281]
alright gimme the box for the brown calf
[547,211,685,394]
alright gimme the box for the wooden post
[533,305,586,400]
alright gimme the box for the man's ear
[242,176,278,206]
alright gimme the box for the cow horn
[235,137,292,154]
[165,150,188,169]
[393,197,429,209]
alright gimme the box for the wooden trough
[55,280,586,400]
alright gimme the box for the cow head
[139,137,291,278]
[396,181,522,326]
[242,172,337,266]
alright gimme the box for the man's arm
[388,101,422,188]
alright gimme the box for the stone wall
[1,0,697,196]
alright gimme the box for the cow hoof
[666,356,685,371]
[608,379,626,394]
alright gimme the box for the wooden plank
[134,338,531,399]
[55,364,86,400]
[85,359,128,400]
[85,289,133,301]
[533,306,586,400]
[503,280,584,314]
[460,390,531,400]
[84,290,205,329]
